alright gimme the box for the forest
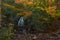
[0,0,60,40]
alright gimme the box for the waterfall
[18,17,24,27]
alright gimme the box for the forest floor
[11,32,60,40]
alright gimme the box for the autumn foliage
[1,0,60,40]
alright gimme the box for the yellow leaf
[45,6,56,13]
[3,2,19,10]
[27,2,33,5]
